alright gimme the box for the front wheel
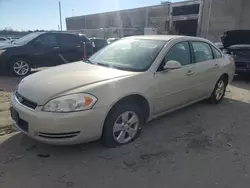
[210,77,227,104]
[102,103,143,148]
[10,58,31,77]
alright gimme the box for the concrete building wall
[239,0,250,29]
[147,5,170,33]
[66,4,170,37]
[200,0,250,42]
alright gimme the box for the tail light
[83,42,94,61]
[83,42,87,61]
[91,42,94,55]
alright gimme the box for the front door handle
[53,46,59,49]
[186,70,194,76]
[214,64,220,68]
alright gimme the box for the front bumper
[10,93,109,145]
[235,60,250,74]
[0,56,9,74]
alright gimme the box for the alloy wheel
[113,111,139,144]
[215,80,225,100]
[13,61,29,76]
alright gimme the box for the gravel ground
[0,75,250,188]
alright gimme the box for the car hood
[0,42,21,49]
[18,62,135,105]
[222,30,250,48]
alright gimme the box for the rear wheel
[103,103,143,148]
[210,77,227,104]
[10,58,30,77]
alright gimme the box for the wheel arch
[7,54,32,69]
[7,54,32,76]
[220,73,229,85]
[102,93,151,134]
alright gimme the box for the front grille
[37,131,80,139]
[15,92,37,109]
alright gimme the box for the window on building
[172,4,200,16]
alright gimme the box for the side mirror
[163,60,182,70]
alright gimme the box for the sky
[0,0,183,31]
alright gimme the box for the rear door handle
[186,70,194,76]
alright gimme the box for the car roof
[123,35,209,42]
[90,37,106,40]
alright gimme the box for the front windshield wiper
[98,62,139,72]
[84,60,111,68]
[84,59,93,64]
[96,62,111,68]
[86,60,139,72]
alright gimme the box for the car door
[56,34,82,63]
[190,41,219,98]
[154,41,199,115]
[211,45,225,79]
[32,34,61,67]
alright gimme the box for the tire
[9,58,31,77]
[103,103,144,148]
[210,76,227,104]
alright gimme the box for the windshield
[13,32,43,45]
[89,39,166,72]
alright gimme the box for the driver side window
[158,42,191,71]
[35,34,57,47]
[165,42,191,66]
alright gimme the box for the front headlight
[42,93,97,112]
[0,49,6,56]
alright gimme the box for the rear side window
[211,46,222,59]
[57,34,80,46]
[191,42,213,63]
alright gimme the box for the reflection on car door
[190,41,219,97]
[154,41,200,115]
[32,34,61,67]
[56,34,82,63]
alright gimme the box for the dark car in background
[222,30,250,76]
[90,38,108,52]
[0,32,93,76]
[107,38,119,44]
[0,37,8,43]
